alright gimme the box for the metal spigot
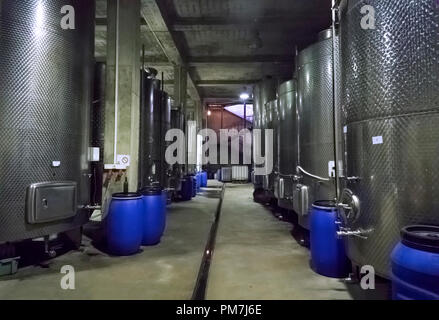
[337,229,368,240]
[84,205,101,210]
[337,202,352,210]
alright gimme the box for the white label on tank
[328,160,335,177]
[88,147,100,162]
[372,136,383,145]
[343,126,347,133]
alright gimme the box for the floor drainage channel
[191,183,226,300]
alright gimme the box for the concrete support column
[173,65,188,117]
[104,0,141,191]
[174,65,189,172]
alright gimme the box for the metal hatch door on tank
[0,0,94,243]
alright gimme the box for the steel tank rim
[112,192,143,200]
[278,80,296,96]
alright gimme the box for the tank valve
[83,205,101,210]
[336,229,368,240]
[44,236,57,258]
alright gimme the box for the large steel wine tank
[91,62,106,205]
[296,29,337,229]
[339,0,439,278]
[253,78,277,192]
[252,83,263,190]
[169,108,185,194]
[0,0,95,242]
[276,80,298,210]
[139,70,171,189]
[266,100,278,196]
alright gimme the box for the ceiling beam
[171,16,329,31]
[96,17,147,26]
[140,0,200,101]
[95,56,171,65]
[195,80,258,87]
[188,55,293,66]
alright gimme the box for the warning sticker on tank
[372,136,383,145]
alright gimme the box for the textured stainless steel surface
[169,108,184,192]
[277,80,298,210]
[271,99,280,190]
[297,30,337,229]
[0,0,94,242]
[252,82,263,188]
[340,0,439,278]
[265,99,277,193]
[91,62,106,205]
[161,92,172,188]
[253,78,277,189]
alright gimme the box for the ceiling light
[240,93,250,101]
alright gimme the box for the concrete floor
[206,183,352,300]
[0,182,222,299]
[0,181,389,300]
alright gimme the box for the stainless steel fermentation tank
[252,84,262,189]
[252,77,277,196]
[295,29,337,229]
[265,99,278,197]
[275,80,298,210]
[338,0,439,278]
[0,0,95,243]
[169,108,185,194]
[91,62,106,205]
[139,70,171,190]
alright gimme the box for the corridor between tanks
[206,183,352,300]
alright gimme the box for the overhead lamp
[207,110,212,116]
[240,93,250,101]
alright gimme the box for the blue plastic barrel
[180,176,192,201]
[162,188,169,206]
[196,173,201,192]
[310,200,350,278]
[107,192,143,255]
[201,171,208,187]
[391,225,439,300]
[191,175,197,197]
[139,186,167,246]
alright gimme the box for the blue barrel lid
[112,192,142,200]
[312,200,337,210]
[139,185,163,196]
[401,225,439,253]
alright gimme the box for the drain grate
[191,183,226,300]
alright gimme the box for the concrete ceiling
[95,0,331,103]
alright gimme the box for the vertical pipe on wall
[113,0,120,164]
[332,0,341,201]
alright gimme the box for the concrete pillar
[173,65,188,117]
[104,0,141,191]
[174,65,188,172]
